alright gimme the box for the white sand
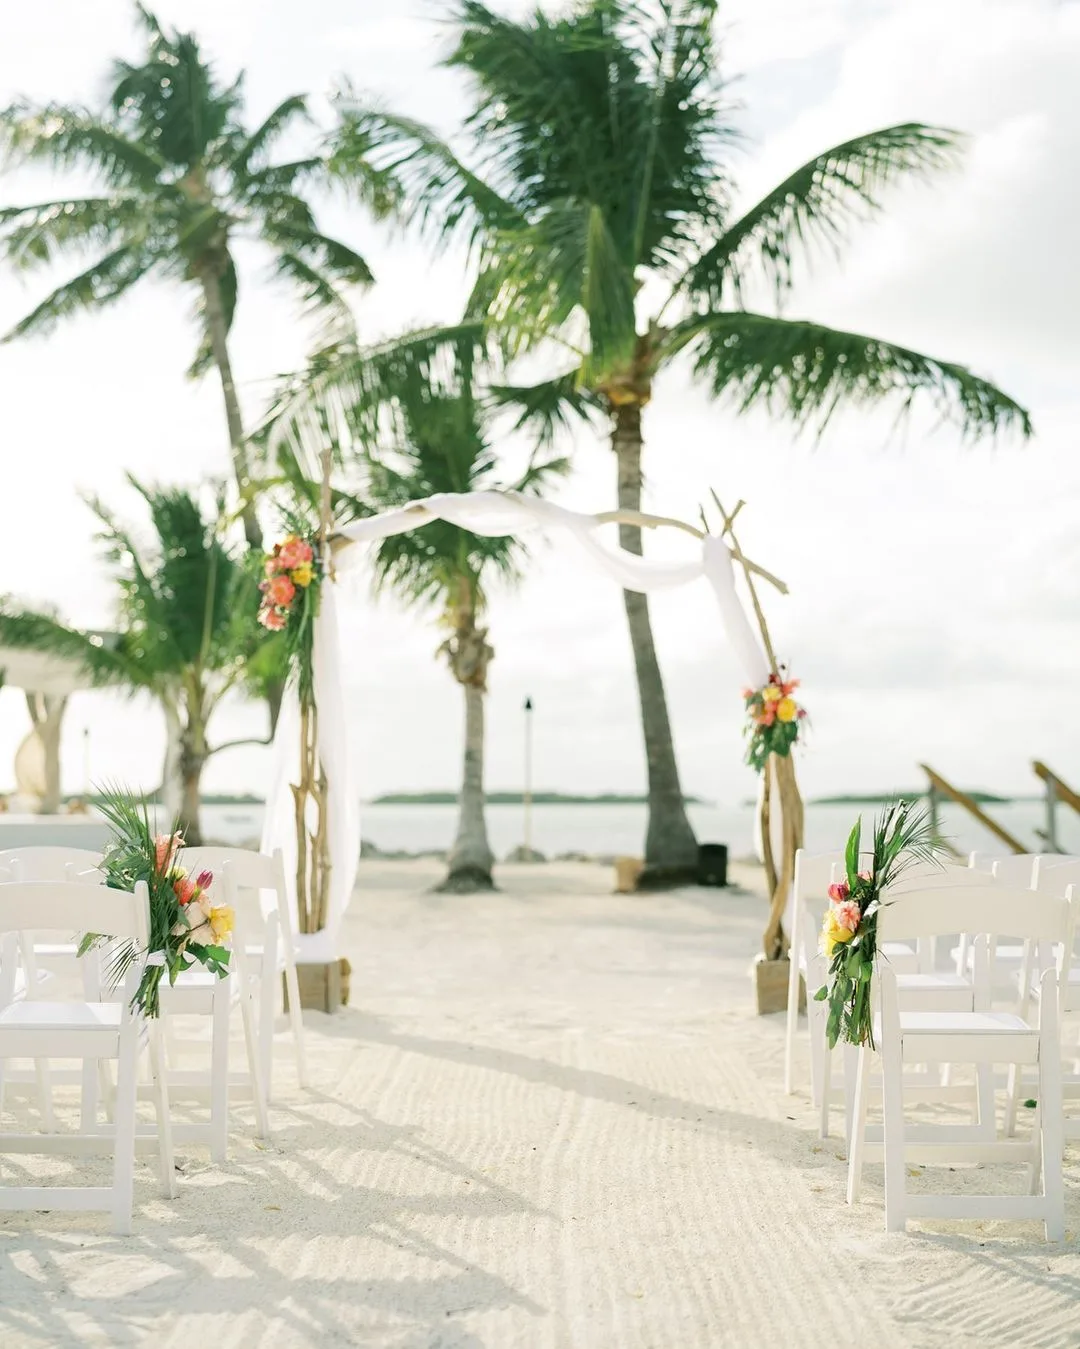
[1,859,1079,1348]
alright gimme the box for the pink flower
[827,881,850,904]
[195,869,213,891]
[154,831,183,873]
[833,900,862,934]
[265,573,296,607]
[258,606,287,631]
[173,875,197,906]
[858,870,872,882]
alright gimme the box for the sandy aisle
[1,860,1078,1348]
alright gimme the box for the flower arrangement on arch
[258,533,317,632]
[743,669,806,773]
[79,788,235,1018]
[815,800,940,1049]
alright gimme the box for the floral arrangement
[743,669,806,773]
[80,789,234,1017]
[815,800,940,1049]
[258,533,317,632]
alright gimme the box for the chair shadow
[0,1080,548,1347]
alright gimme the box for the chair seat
[0,999,130,1057]
[897,974,970,992]
[950,942,1027,968]
[881,941,918,970]
[899,1009,1033,1035]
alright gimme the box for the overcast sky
[2,0,1077,807]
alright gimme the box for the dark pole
[524,696,534,855]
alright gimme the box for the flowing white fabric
[260,585,361,961]
[263,491,772,956]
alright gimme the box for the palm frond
[229,94,311,172]
[329,97,521,249]
[0,101,166,186]
[667,311,1033,439]
[0,197,147,269]
[486,370,598,446]
[681,124,961,305]
[1,242,155,342]
[0,604,134,688]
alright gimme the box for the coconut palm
[328,0,1032,884]
[0,3,391,550]
[274,343,566,892]
[0,479,265,844]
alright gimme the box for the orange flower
[173,874,197,906]
[265,573,296,607]
[259,606,287,631]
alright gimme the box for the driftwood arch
[261,490,804,976]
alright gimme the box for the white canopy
[261,491,772,959]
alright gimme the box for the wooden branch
[207,735,272,757]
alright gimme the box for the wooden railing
[1032,761,1078,853]
[920,764,1027,856]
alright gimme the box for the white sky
[1,0,1077,807]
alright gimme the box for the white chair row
[845,879,1074,1240]
[0,880,176,1234]
[0,844,311,1231]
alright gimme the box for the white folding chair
[0,848,105,1130]
[0,880,176,1235]
[1008,868,1080,1137]
[179,847,307,1100]
[951,854,1041,980]
[847,882,1070,1240]
[820,863,988,1141]
[784,850,840,1101]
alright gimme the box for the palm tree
[0,3,390,551]
[0,479,265,845]
[275,344,566,891]
[328,0,1032,885]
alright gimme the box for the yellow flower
[776,696,797,723]
[291,562,314,588]
[762,685,782,703]
[209,905,235,943]
[821,909,855,958]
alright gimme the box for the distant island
[371,791,706,806]
[809,790,1014,806]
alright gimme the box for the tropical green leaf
[680,124,961,304]
[667,311,1033,439]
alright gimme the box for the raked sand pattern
[1,859,1079,1348]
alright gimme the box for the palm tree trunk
[612,402,699,886]
[440,635,496,894]
[199,270,261,551]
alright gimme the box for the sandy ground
[1,859,1080,1348]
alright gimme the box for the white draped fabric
[262,491,771,958]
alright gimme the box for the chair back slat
[0,881,149,945]
[0,847,103,884]
[989,855,1040,888]
[878,883,1069,944]
[1034,857,1080,895]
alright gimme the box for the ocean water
[199,798,1080,862]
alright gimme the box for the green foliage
[0,6,383,356]
[86,783,231,1017]
[329,0,1031,440]
[818,801,942,1049]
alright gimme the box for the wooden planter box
[614,856,644,893]
[285,958,352,1015]
[753,954,805,1016]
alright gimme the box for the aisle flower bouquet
[743,670,806,773]
[815,800,939,1048]
[79,789,234,1017]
